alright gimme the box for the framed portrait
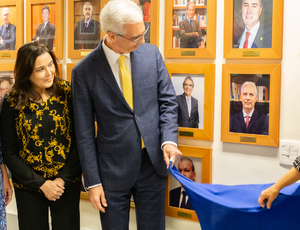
[223,0,283,59]
[0,0,24,59]
[68,0,106,59]
[221,64,280,146]
[26,0,63,59]
[166,63,215,140]
[165,145,212,221]
[0,63,15,109]
[164,0,216,58]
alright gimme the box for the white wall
[5,0,300,229]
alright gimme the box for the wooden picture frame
[0,0,24,59]
[165,145,212,222]
[221,64,280,146]
[166,63,215,140]
[66,63,76,82]
[224,0,283,59]
[68,0,105,59]
[164,0,216,58]
[0,63,15,106]
[26,0,63,59]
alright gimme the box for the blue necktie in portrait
[169,163,300,230]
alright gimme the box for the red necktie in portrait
[245,115,250,128]
[243,32,251,48]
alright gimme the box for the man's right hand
[89,185,108,213]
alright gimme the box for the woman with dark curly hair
[0,41,82,230]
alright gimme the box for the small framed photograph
[221,64,280,146]
[0,0,24,59]
[0,63,15,109]
[166,63,215,140]
[26,0,63,58]
[224,0,283,59]
[68,0,105,59]
[165,145,212,221]
[164,0,216,58]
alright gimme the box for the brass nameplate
[240,136,256,143]
[177,211,192,219]
[1,53,11,57]
[179,131,194,137]
[181,51,195,56]
[81,52,90,57]
[243,51,260,57]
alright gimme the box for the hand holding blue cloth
[169,163,300,230]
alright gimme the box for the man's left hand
[163,144,182,168]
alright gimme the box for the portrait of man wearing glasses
[71,0,182,229]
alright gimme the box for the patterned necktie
[243,32,251,48]
[119,55,145,148]
[245,115,250,128]
[180,191,187,208]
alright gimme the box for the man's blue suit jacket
[0,23,16,50]
[71,41,178,191]
[230,110,269,135]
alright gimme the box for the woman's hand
[39,179,65,201]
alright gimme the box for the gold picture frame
[26,0,63,59]
[166,63,215,140]
[164,0,216,58]
[68,0,106,59]
[0,0,24,59]
[221,64,280,146]
[165,145,212,222]
[223,0,283,59]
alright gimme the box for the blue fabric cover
[169,164,300,230]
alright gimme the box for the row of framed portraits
[0,0,283,59]
[0,62,280,147]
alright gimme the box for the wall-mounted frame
[221,64,280,146]
[0,63,15,108]
[164,0,216,58]
[67,63,76,82]
[224,0,283,59]
[166,63,214,140]
[165,145,212,221]
[26,0,63,59]
[0,0,24,59]
[68,0,105,59]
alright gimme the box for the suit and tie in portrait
[32,5,55,50]
[233,0,272,49]
[72,1,181,229]
[230,109,269,135]
[229,81,269,135]
[0,8,16,50]
[176,76,199,129]
[169,157,196,210]
[179,2,202,48]
[177,93,199,128]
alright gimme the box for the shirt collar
[243,21,260,38]
[243,109,254,118]
[85,18,91,25]
[102,36,130,65]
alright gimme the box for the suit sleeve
[261,115,269,135]
[71,67,101,187]
[156,48,178,144]
[0,99,46,189]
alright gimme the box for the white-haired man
[71,0,182,229]
[230,81,268,134]
[74,2,101,49]
[0,7,16,50]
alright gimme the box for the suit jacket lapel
[238,111,246,132]
[92,41,133,112]
[247,110,258,131]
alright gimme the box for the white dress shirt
[242,109,255,123]
[238,21,260,48]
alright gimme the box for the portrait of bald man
[0,7,16,50]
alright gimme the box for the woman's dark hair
[11,41,63,109]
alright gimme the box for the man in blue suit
[0,7,16,50]
[71,0,182,229]
[230,81,269,135]
[170,157,196,210]
[233,0,272,49]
